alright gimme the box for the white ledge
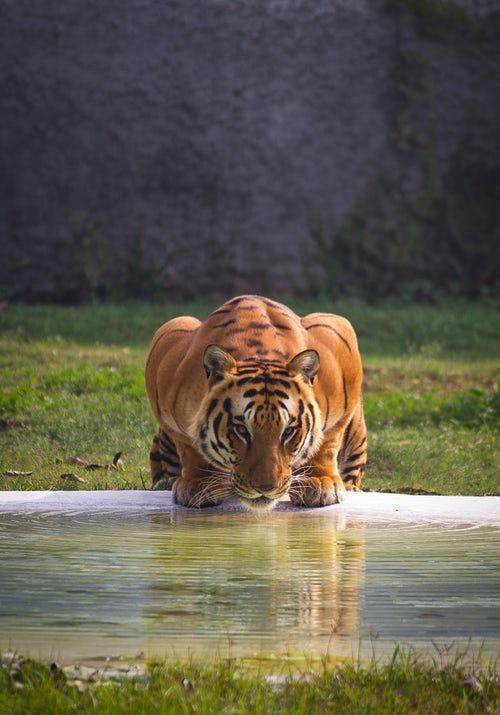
[0,490,498,525]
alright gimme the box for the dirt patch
[363,367,497,395]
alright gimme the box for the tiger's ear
[286,349,320,383]
[203,345,237,382]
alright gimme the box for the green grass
[1,651,498,714]
[0,299,499,494]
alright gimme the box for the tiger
[145,295,367,510]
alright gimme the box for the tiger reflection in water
[144,512,365,654]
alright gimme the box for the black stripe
[206,398,218,420]
[344,417,354,443]
[297,413,310,455]
[213,319,236,328]
[342,376,348,413]
[159,437,176,453]
[236,376,254,386]
[249,321,272,330]
[323,396,330,430]
[240,357,283,365]
[243,389,259,398]
[352,436,367,451]
[155,468,179,478]
[161,454,181,469]
[304,323,352,352]
[274,389,289,400]
[243,375,291,388]
[213,412,223,441]
[210,438,231,455]
[308,403,316,432]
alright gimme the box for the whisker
[197,467,232,478]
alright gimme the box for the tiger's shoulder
[301,312,360,353]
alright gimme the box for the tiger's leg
[172,443,231,508]
[338,401,367,491]
[289,427,347,508]
[150,428,181,490]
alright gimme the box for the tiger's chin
[237,494,278,512]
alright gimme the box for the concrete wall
[1,0,499,300]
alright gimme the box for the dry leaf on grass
[112,451,124,469]
[3,470,34,477]
[56,451,124,471]
[463,675,483,693]
[60,455,91,468]
[60,473,86,483]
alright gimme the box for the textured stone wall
[1,0,499,300]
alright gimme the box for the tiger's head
[191,345,323,510]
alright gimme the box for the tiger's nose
[256,482,276,494]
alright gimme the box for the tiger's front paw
[289,475,346,508]
[172,477,227,508]
[152,475,177,491]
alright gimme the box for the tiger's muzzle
[233,475,291,511]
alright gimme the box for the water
[0,511,498,662]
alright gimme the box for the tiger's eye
[282,426,295,441]
[235,424,250,441]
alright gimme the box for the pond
[0,498,498,664]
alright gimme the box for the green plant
[73,215,113,300]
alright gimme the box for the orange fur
[145,295,367,509]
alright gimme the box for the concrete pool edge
[0,490,498,525]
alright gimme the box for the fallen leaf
[60,473,86,483]
[3,470,33,477]
[112,451,124,469]
[63,455,91,467]
[84,463,107,471]
[398,487,441,496]
[463,674,483,693]
[1,650,18,665]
